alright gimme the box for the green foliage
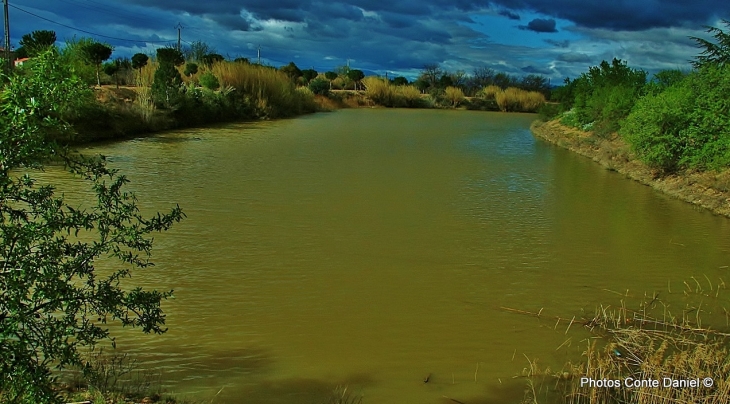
[18,30,57,56]
[60,37,99,86]
[0,49,183,403]
[690,19,730,68]
[280,62,303,80]
[199,72,220,90]
[79,41,114,86]
[537,103,561,121]
[308,77,330,95]
[156,48,184,67]
[347,69,364,90]
[102,60,120,87]
[151,48,184,108]
[183,63,198,77]
[620,80,694,172]
[131,53,149,72]
[570,58,647,136]
[324,71,338,81]
[200,53,224,67]
[392,76,408,86]
[621,65,730,172]
[301,69,318,83]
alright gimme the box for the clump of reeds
[444,86,465,106]
[210,61,316,118]
[361,77,423,107]
[481,85,502,100]
[510,282,730,404]
[481,85,545,112]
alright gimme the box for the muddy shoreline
[531,120,730,218]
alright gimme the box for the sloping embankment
[531,119,730,217]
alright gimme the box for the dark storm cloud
[519,18,557,33]
[490,0,730,30]
[498,10,520,20]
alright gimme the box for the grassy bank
[531,120,730,217]
[62,60,319,144]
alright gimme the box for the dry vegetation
[361,77,424,108]
[513,278,730,404]
[479,85,545,112]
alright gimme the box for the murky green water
[59,109,730,403]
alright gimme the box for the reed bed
[510,280,730,404]
[480,85,545,112]
[362,77,423,107]
[444,86,465,106]
[211,62,316,118]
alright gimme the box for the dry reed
[210,61,315,118]
[511,283,730,404]
[361,76,423,107]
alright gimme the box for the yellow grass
[481,85,502,100]
[210,61,315,118]
[444,86,465,106]
[494,87,545,112]
[362,77,422,107]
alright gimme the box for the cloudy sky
[8,0,730,81]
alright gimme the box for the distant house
[14,58,29,67]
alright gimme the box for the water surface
[62,109,730,403]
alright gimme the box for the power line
[9,3,172,43]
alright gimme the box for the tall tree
[347,69,365,91]
[131,53,149,74]
[18,30,57,56]
[80,42,113,86]
[151,48,184,108]
[302,68,318,83]
[156,47,185,66]
[691,19,730,68]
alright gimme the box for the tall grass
[211,61,316,118]
[443,86,465,106]
[362,77,423,107]
[492,87,545,112]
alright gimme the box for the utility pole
[257,45,261,64]
[175,22,183,52]
[3,0,10,73]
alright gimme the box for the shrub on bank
[621,64,730,172]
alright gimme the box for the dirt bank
[531,119,730,217]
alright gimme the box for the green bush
[308,77,330,95]
[621,65,730,172]
[620,81,694,172]
[199,72,220,90]
[537,103,561,121]
[570,59,647,133]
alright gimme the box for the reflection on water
[46,109,730,403]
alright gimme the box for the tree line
[544,19,730,173]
